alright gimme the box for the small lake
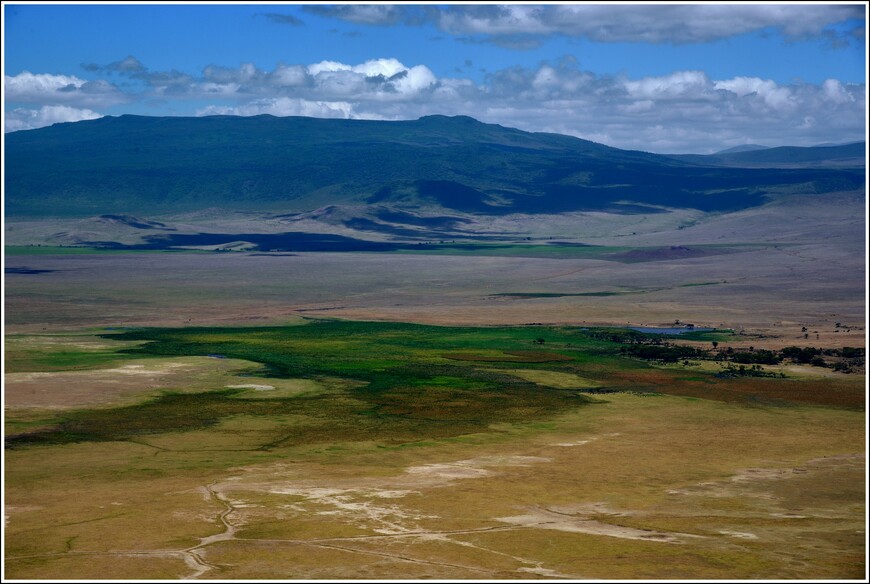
[628,327,713,335]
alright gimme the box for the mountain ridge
[5,114,865,218]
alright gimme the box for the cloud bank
[304,4,864,46]
[5,105,102,133]
[5,71,128,108]
[5,57,865,153]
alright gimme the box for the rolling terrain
[3,114,866,580]
[5,114,864,219]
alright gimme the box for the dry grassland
[5,385,864,579]
[4,244,864,350]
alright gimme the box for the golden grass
[7,389,862,579]
[4,319,865,580]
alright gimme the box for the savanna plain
[4,189,866,581]
[3,114,867,580]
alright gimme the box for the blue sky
[3,2,867,153]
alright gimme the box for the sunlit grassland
[6,320,622,450]
[4,333,151,373]
[6,320,862,451]
[5,393,863,579]
[4,319,865,579]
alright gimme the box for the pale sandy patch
[552,439,592,447]
[254,456,555,536]
[495,505,689,543]
[404,455,551,484]
[225,384,275,391]
[268,486,433,535]
[404,464,492,481]
[4,505,44,527]
[719,530,759,540]
[549,432,619,447]
[4,357,266,409]
[101,363,186,375]
[517,565,577,579]
[668,453,865,499]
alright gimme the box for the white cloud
[821,78,854,104]
[714,76,796,111]
[306,4,864,45]
[270,64,309,87]
[5,71,128,108]
[449,63,864,152]
[303,4,404,26]
[190,58,438,102]
[310,68,369,98]
[5,105,102,132]
[392,65,437,95]
[307,60,352,76]
[351,58,406,78]
[197,97,359,120]
[532,65,560,89]
[8,58,865,153]
[626,71,711,99]
[5,71,85,97]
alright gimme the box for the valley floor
[3,195,866,580]
[4,350,865,579]
[3,318,865,580]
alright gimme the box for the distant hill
[5,114,865,217]
[675,142,866,169]
[715,144,770,155]
[814,140,864,147]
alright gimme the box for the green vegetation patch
[4,334,151,373]
[7,320,860,452]
[443,350,575,363]
[7,320,619,450]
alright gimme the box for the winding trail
[180,480,237,578]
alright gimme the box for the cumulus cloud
[302,4,410,26]
[270,64,309,87]
[626,71,712,99]
[199,59,863,153]
[713,76,796,111]
[198,97,358,119]
[468,64,864,152]
[194,58,437,101]
[438,62,861,151]
[305,4,864,46]
[5,71,128,108]
[7,57,865,152]
[821,78,855,104]
[5,105,102,132]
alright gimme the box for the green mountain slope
[5,114,865,217]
